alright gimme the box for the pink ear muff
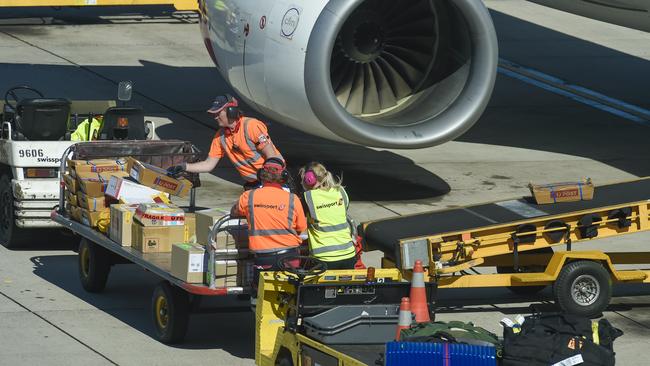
[303,170,317,187]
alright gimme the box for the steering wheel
[4,86,44,112]
[277,256,328,281]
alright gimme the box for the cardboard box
[105,175,169,204]
[184,213,197,243]
[128,157,192,197]
[76,190,106,211]
[80,207,109,228]
[67,204,82,222]
[109,204,137,246]
[195,208,248,247]
[205,259,239,287]
[529,178,594,205]
[63,173,78,193]
[77,171,128,197]
[171,243,205,283]
[134,203,185,227]
[65,190,78,206]
[132,223,184,253]
[68,159,127,177]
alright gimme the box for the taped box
[127,157,192,197]
[134,203,185,227]
[109,204,137,246]
[80,207,110,228]
[205,260,238,287]
[529,178,594,205]
[77,171,128,197]
[76,190,106,211]
[65,190,78,206]
[63,173,78,193]
[105,174,169,205]
[68,159,127,177]
[171,243,205,283]
[195,208,248,248]
[131,223,184,253]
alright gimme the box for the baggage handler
[167,94,283,189]
[299,162,357,270]
[230,157,307,288]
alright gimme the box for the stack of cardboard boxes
[64,159,129,229]
[64,157,253,288]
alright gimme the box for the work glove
[166,163,186,178]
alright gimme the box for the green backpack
[400,321,503,356]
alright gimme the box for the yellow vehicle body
[255,268,403,366]
[0,0,197,11]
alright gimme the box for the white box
[105,175,168,204]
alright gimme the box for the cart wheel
[275,349,294,366]
[497,248,553,295]
[78,238,110,293]
[151,281,190,344]
[553,260,611,318]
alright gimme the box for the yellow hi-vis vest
[71,118,103,141]
[304,188,356,262]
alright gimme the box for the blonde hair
[299,162,343,191]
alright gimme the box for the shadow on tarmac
[30,254,256,357]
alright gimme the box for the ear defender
[224,94,240,120]
[259,158,289,183]
[303,170,317,188]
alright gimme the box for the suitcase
[384,341,497,366]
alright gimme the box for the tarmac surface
[1,1,649,365]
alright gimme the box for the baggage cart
[51,140,252,343]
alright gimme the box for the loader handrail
[1,121,12,141]
[57,144,76,214]
[207,214,250,289]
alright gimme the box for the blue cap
[207,95,237,113]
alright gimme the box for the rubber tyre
[497,247,553,295]
[275,350,294,366]
[78,238,111,293]
[0,174,30,249]
[151,281,190,344]
[553,260,611,318]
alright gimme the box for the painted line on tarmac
[0,290,119,365]
[498,58,650,127]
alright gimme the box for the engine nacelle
[201,0,498,149]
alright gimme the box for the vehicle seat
[13,98,71,141]
[100,106,147,140]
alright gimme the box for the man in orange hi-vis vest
[230,157,307,289]
[167,94,283,189]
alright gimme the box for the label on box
[189,253,203,273]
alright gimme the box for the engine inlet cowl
[305,0,498,149]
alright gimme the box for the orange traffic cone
[410,260,430,323]
[395,297,412,340]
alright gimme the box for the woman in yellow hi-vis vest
[299,162,357,270]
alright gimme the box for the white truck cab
[0,82,152,248]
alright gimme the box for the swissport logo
[154,177,178,191]
[254,203,285,211]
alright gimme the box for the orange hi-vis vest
[209,118,282,182]
[237,184,307,253]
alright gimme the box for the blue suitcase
[385,341,497,366]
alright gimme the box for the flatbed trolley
[51,141,251,343]
[363,177,650,317]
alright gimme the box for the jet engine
[201,0,498,149]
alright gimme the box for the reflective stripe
[248,189,256,232]
[316,222,349,232]
[287,194,294,230]
[311,241,354,255]
[304,190,318,220]
[219,118,263,169]
[249,228,297,236]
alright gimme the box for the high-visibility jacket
[70,117,102,141]
[237,184,307,253]
[208,117,282,182]
[304,188,356,262]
